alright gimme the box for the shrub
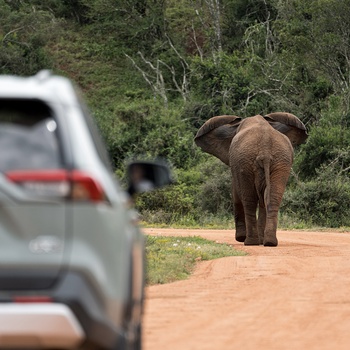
[196,158,233,216]
[281,165,350,227]
[294,95,350,179]
[135,167,202,224]
[0,2,58,75]
[93,99,198,169]
[136,158,234,226]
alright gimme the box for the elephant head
[194,113,307,165]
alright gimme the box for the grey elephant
[195,113,308,247]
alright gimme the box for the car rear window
[0,99,62,173]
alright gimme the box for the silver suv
[0,71,171,349]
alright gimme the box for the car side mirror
[127,160,173,196]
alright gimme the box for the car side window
[0,99,62,173]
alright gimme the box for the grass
[141,211,339,231]
[145,235,246,285]
[144,216,350,285]
[140,216,236,230]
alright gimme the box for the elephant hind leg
[243,201,260,246]
[257,205,266,245]
[234,201,246,242]
[263,178,288,247]
[235,202,247,242]
[264,239,278,247]
[263,208,279,247]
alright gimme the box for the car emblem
[29,236,63,254]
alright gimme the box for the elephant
[194,113,308,247]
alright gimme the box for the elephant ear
[194,115,242,166]
[264,112,308,147]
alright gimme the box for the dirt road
[142,228,350,350]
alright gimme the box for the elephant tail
[263,158,271,211]
[256,155,271,210]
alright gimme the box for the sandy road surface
[142,228,350,350]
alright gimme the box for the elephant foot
[235,230,246,243]
[244,237,260,246]
[236,234,246,243]
[263,238,278,247]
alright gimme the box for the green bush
[196,158,233,216]
[294,126,350,179]
[92,99,198,169]
[294,96,350,179]
[137,184,196,223]
[281,165,350,227]
[0,1,59,75]
[136,167,201,224]
[190,54,255,116]
[136,158,234,226]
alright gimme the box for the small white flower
[196,246,201,250]
[187,243,192,246]
[173,243,178,247]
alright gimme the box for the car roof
[0,70,79,106]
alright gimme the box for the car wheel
[131,323,142,350]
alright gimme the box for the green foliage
[73,0,168,54]
[196,158,233,215]
[222,0,278,53]
[31,0,90,24]
[4,0,350,228]
[137,184,196,224]
[295,127,350,179]
[136,158,234,226]
[273,0,350,116]
[0,0,59,75]
[282,166,350,228]
[190,53,259,117]
[295,96,350,179]
[146,235,246,284]
[95,100,197,169]
[136,167,201,224]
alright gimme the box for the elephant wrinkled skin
[195,113,308,247]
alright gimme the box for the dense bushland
[2,0,350,228]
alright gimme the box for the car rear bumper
[0,303,84,349]
[0,270,126,349]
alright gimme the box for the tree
[0,1,59,75]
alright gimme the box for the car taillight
[13,296,53,303]
[69,171,105,202]
[5,169,106,202]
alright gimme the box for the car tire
[132,323,142,350]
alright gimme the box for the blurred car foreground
[0,70,171,350]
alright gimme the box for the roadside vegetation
[146,235,246,285]
[2,0,350,229]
